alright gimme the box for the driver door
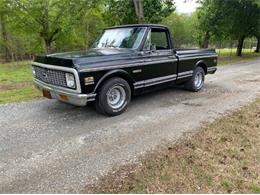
[141,27,178,87]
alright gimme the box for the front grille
[33,65,68,88]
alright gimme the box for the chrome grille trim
[32,62,81,93]
[33,66,68,88]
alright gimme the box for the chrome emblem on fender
[133,69,142,73]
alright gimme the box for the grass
[0,61,41,104]
[84,98,260,193]
[0,49,259,104]
[217,48,260,65]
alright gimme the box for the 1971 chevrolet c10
[32,24,217,116]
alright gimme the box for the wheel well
[95,73,134,94]
[196,63,207,74]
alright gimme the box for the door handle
[168,56,175,59]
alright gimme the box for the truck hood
[34,48,138,70]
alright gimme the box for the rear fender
[195,60,207,74]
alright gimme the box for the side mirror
[151,44,156,52]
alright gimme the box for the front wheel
[184,66,205,92]
[95,77,131,116]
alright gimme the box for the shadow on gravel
[39,82,227,123]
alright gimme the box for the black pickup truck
[32,24,217,116]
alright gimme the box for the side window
[151,28,170,50]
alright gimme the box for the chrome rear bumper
[34,79,96,106]
[207,66,217,74]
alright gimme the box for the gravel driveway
[0,58,260,193]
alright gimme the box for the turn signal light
[59,94,69,102]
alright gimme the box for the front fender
[93,69,134,93]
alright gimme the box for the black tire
[185,66,205,92]
[95,77,131,116]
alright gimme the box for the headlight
[32,66,36,76]
[65,73,75,88]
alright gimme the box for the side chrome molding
[177,70,193,79]
[134,74,177,89]
[134,70,194,89]
[179,55,217,61]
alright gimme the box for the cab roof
[105,24,168,30]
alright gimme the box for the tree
[9,0,97,54]
[0,0,11,61]
[55,7,106,51]
[103,0,136,25]
[162,12,197,48]
[196,0,227,48]
[196,0,260,56]
[256,36,260,53]
[104,0,175,25]
[254,14,260,53]
[222,0,260,56]
[143,0,174,23]
[133,0,144,23]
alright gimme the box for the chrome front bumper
[34,79,96,106]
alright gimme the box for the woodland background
[0,0,259,62]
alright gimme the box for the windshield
[93,27,146,49]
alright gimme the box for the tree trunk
[236,36,245,56]
[133,0,144,23]
[255,36,260,53]
[138,0,144,23]
[201,31,210,48]
[0,14,10,61]
[44,39,52,54]
[86,22,89,48]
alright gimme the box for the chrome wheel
[194,71,203,88]
[106,85,126,109]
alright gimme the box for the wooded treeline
[0,0,259,62]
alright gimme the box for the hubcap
[106,85,126,109]
[194,72,203,88]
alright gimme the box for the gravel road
[0,58,260,193]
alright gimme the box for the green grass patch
[0,61,41,104]
[216,48,255,56]
[0,61,34,84]
[217,48,260,65]
[251,184,260,193]
[0,85,41,104]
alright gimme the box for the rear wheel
[95,77,131,116]
[185,66,205,92]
